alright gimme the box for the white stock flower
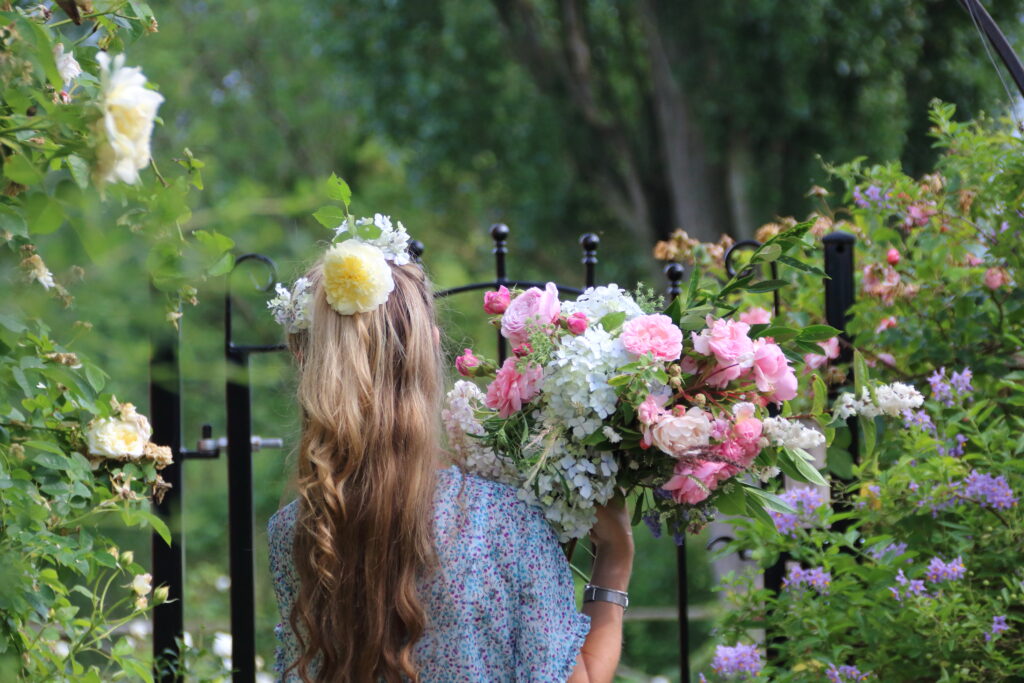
[442,381,518,484]
[53,43,81,85]
[87,405,153,459]
[92,53,164,188]
[832,382,923,421]
[333,214,412,265]
[602,426,622,444]
[560,284,644,324]
[761,417,826,451]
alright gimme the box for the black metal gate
[149,225,856,683]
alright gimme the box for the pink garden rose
[875,316,898,333]
[455,348,480,377]
[663,460,735,505]
[803,336,840,370]
[484,358,543,418]
[751,339,798,402]
[566,311,588,335]
[739,307,772,325]
[692,317,754,387]
[650,407,712,457]
[984,267,1008,290]
[732,402,762,443]
[621,314,683,361]
[483,286,511,314]
[500,283,560,346]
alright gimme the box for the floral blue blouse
[267,466,591,682]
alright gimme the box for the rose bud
[886,248,900,265]
[512,342,533,357]
[455,348,481,377]
[483,286,511,315]
[566,312,588,335]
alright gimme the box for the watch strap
[583,584,629,609]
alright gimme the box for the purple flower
[902,409,936,433]
[957,470,1018,509]
[827,663,871,681]
[926,556,966,583]
[985,615,1009,642]
[853,184,892,209]
[890,569,928,601]
[784,565,831,594]
[950,367,973,395]
[869,542,909,565]
[928,367,953,405]
[769,487,825,537]
[711,642,762,678]
[642,511,662,539]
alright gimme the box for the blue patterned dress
[267,466,591,682]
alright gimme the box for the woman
[267,239,634,682]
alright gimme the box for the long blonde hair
[286,260,442,682]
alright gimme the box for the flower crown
[268,213,412,333]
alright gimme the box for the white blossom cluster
[333,213,412,265]
[833,382,924,420]
[267,276,313,334]
[540,325,632,439]
[559,284,644,324]
[442,381,518,484]
[517,440,619,542]
[760,417,826,451]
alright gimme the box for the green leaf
[684,267,701,305]
[741,484,794,514]
[65,155,90,190]
[326,173,352,207]
[597,311,626,332]
[0,204,27,237]
[714,483,746,515]
[826,447,854,479]
[84,364,107,394]
[193,229,234,253]
[4,155,44,186]
[853,350,870,395]
[777,254,827,277]
[313,205,346,229]
[798,325,841,342]
[663,296,683,325]
[25,192,64,234]
[746,279,789,293]
[812,374,828,415]
[859,415,876,460]
[780,447,827,486]
[756,326,798,342]
[752,243,782,262]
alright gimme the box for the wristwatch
[583,584,629,610]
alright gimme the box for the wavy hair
[286,260,442,682]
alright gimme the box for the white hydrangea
[559,284,644,324]
[333,214,412,265]
[832,382,924,420]
[540,325,632,439]
[267,276,312,334]
[442,381,518,484]
[761,417,826,451]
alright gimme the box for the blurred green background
[20,0,1022,679]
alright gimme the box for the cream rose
[87,404,153,459]
[650,407,712,457]
[92,53,164,188]
[322,240,395,315]
[131,573,152,597]
[53,44,82,86]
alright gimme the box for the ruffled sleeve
[511,503,591,682]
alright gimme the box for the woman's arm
[567,499,635,683]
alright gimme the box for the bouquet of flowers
[443,226,846,541]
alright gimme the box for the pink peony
[752,339,798,402]
[621,314,683,361]
[875,316,898,333]
[484,358,543,418]
[455,348,480,377]
[803,337,840,370]
[566,311,588,335]
[650,407,711,457]
[739,307,772,325]
[500,283,560,346]
[984,267,1008,290]
[886,248,901,265]
[662,460,735,505]
[483,286,511,314]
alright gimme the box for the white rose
[92,53,164,188]
[213,631,233,659]
[53,43,82,86]
[87,410,152,459]
[650,407,712,457]
[131,573,152,596]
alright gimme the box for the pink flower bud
[566,312,588,335]
[455,348,480,377]
[483,286,511,315]
[886,248,900,265]
[512,342,533,357]
[984,267,1008,290]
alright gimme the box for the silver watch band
[583,584,629,609]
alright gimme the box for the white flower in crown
[267,276,312,334]
[322,241,395,315]
[333,213,412,266]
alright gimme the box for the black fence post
[580,233,599,288]
[150,300,184,683]
[663,262,690,683]
[491,224,510,363]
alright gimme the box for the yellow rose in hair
[322,241,395,315]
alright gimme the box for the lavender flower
[642,511,662,539]
[938,433,969,458]
[985,615,1009,642]
[958,470,1018,509]
[891,569,927,601]
[928,367,954,406]
[902,408,936,433]
[784,565,831,594]
[769,487,825,537]
[710,643,762,679]
[950,367,973,395]
[925,556,966,583]
[826,663,871,681]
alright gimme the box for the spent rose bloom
[455,348,480,377]
[566,312,588,335]
[862,264,901,304]
[500,283,560,346]
[650,407,712,457]
[984,267,1008,290]
[484,358,543,418]
[92,53,165,188]
[752,339,798,401]
[662,460,734,505]
[620,314,683,361]
[483,286,511,314]
[739,307,772,325]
